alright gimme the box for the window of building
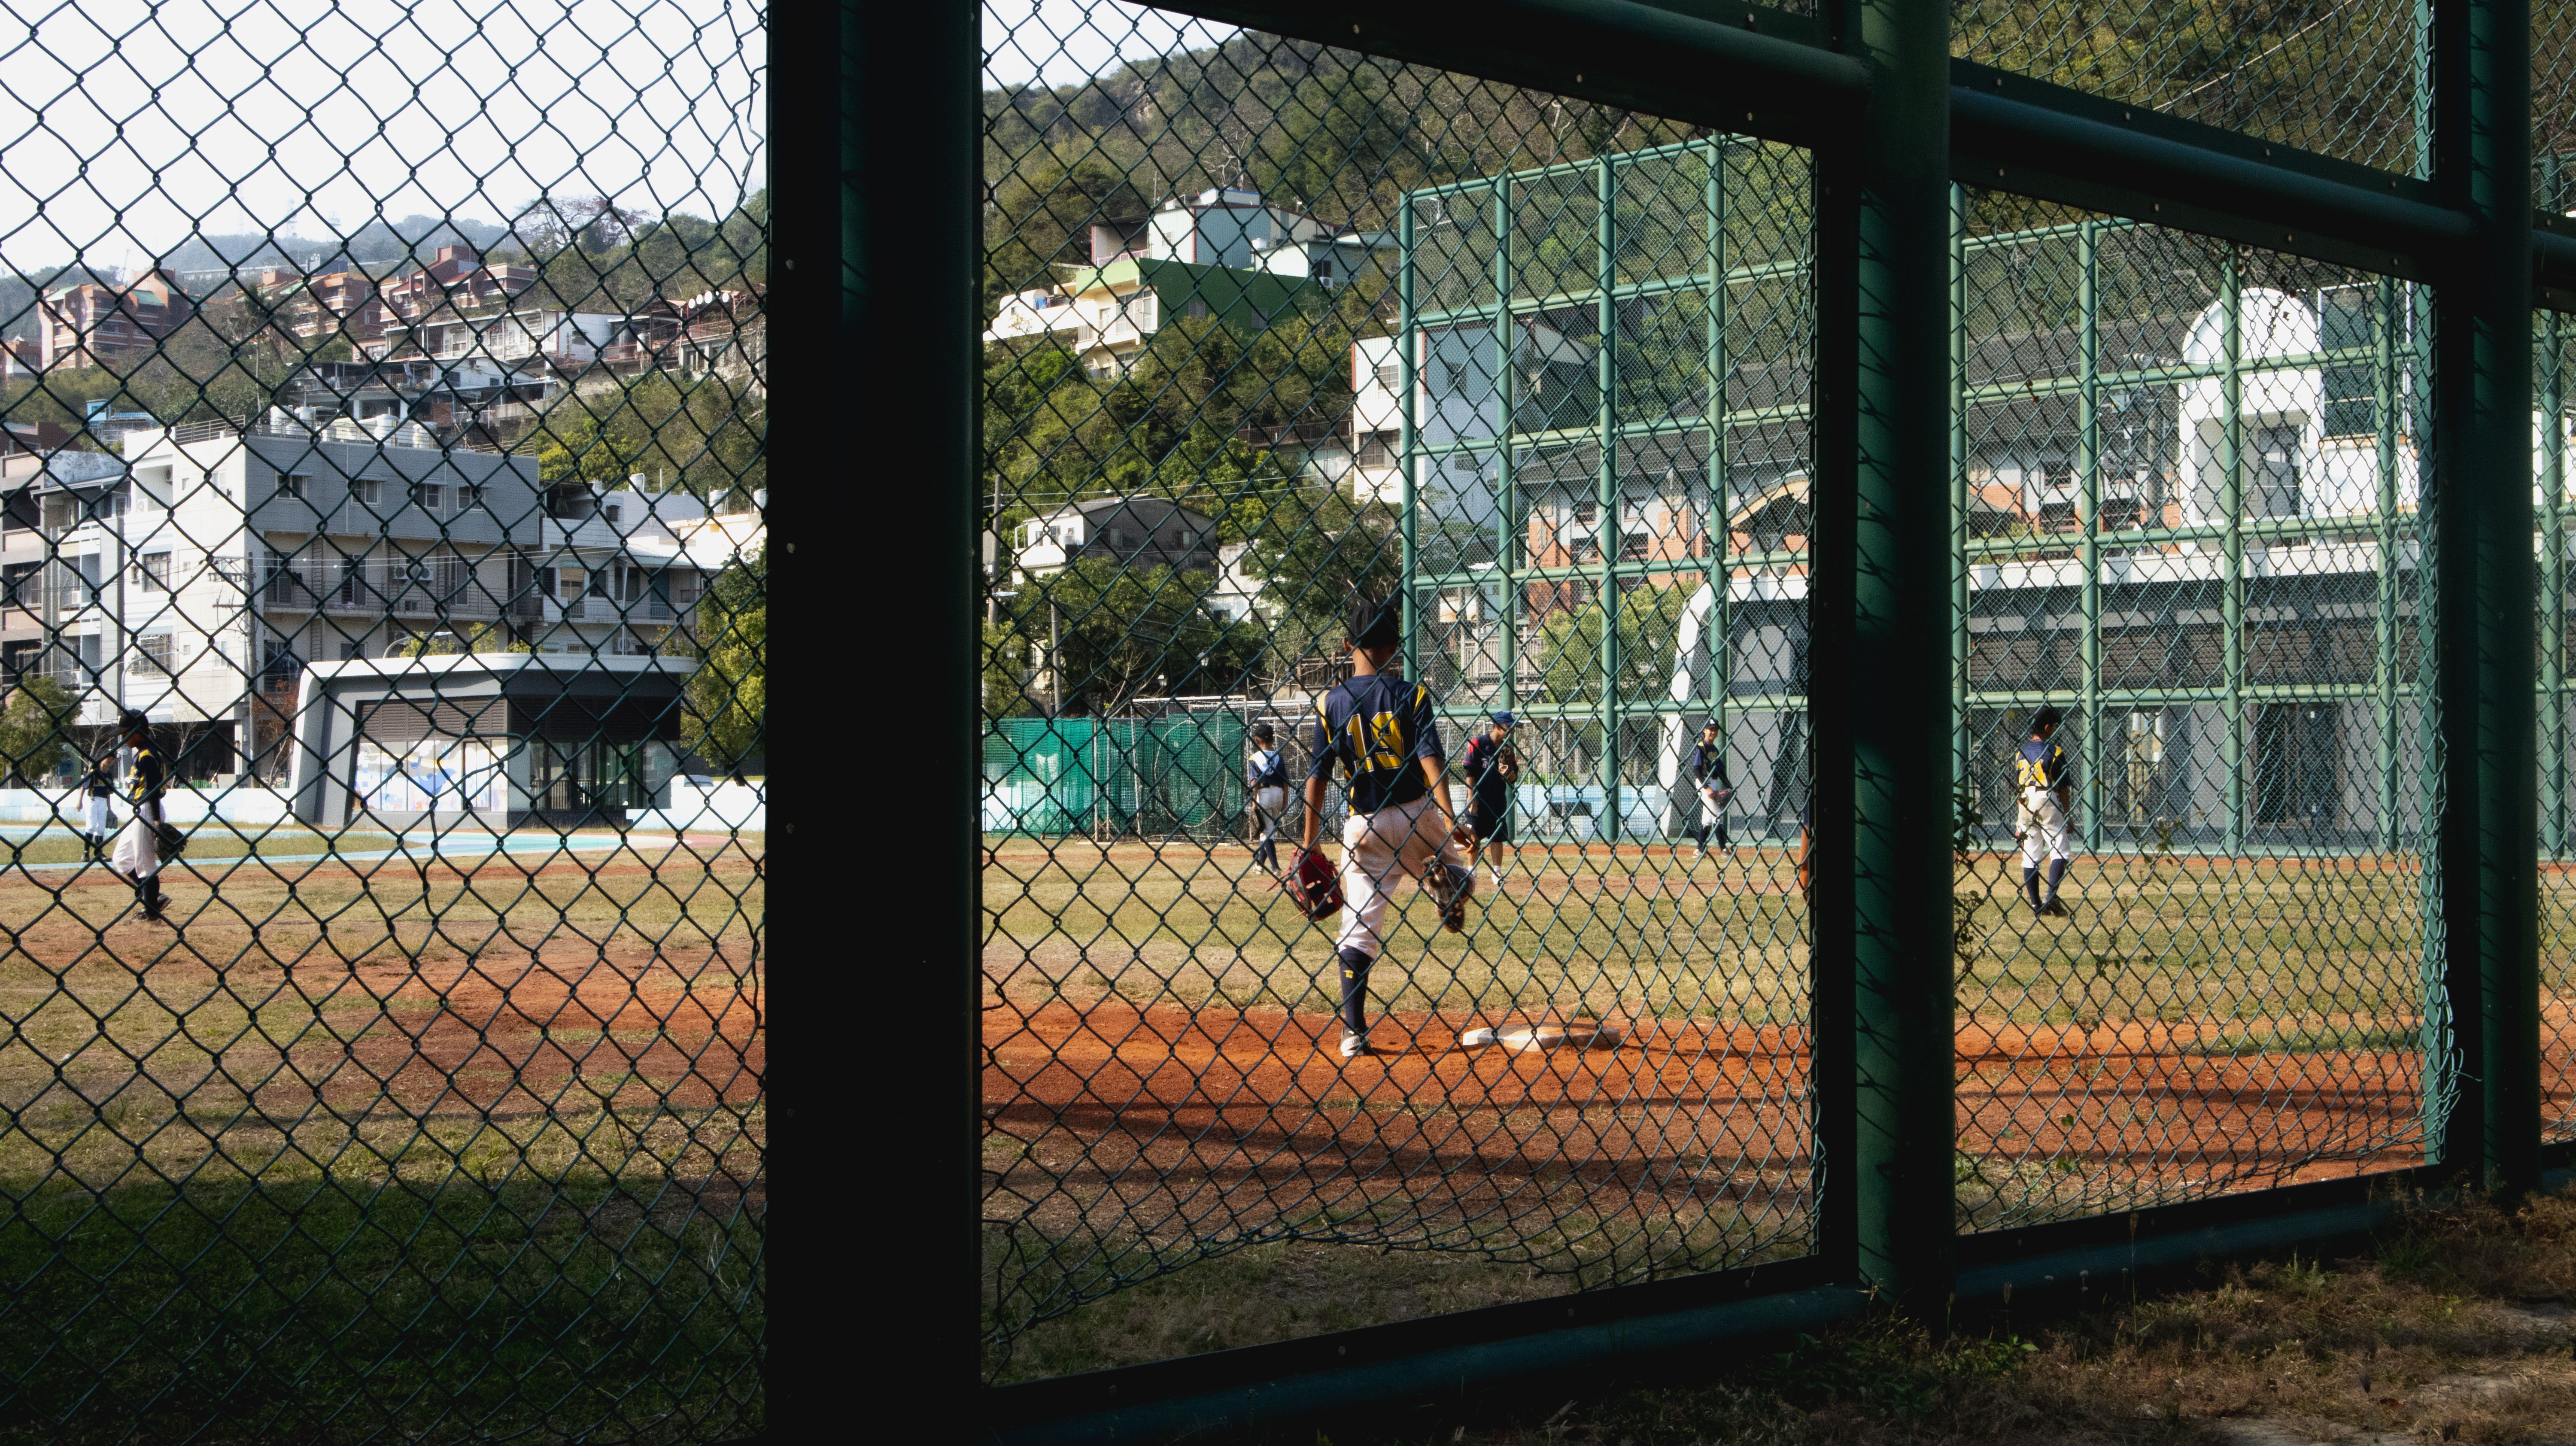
[2318,285,2379,440]
[1374,361,1399,391]
[605,503,623,525]
[356,478,385,506]
[1184,297,1208,320]
[277,472,307,499]
[136,552,170,592]
[136,634,172,675]
[413,482,445,511]
[559,566,586,598]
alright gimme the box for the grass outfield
[0,834,766,1443]
[984,835,2466,1034]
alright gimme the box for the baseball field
[982,834,2576,1371]
[0,826,766,1443]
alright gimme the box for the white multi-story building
[30,422,729,779]
[1348,322,1595,529]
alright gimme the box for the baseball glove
[1289,848,1345,920]
[155,822,186,859]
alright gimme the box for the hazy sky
[0,1,1230,280]
[0,0,766,276]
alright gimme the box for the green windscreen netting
[0,2,764,1440]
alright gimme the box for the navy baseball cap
[1490,711,1516,727]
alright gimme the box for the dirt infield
[984,998,2576,1239]
[0,840,766,1192]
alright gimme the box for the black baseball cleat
[1426,861,1475,934]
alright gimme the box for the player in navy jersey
[1290,591,1475,1059]
[106,709,172,923]
[1458,711,1519,886]
[2012,705,2075,917]
[1245,723,1289,873]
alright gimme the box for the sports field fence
[941,0,2576,1435]
[0,2,769,1440]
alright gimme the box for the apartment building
[37,270,194,372]
[983,189,1351,378]
[375,245,540,327]
[251,265,394,348]
[1012,496,1218,583]
[0,423,718,779]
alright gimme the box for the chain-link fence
[980,15,1816,1380]
[0,3,765,1439]
[971,0,2576,1414]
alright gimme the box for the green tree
[678,553,767,776]
[984,159,1150,305]
[0,676,77,785]
[1012,558,1260,713]
[1536,583,1694,706]
[396,623,531,656]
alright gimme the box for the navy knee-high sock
[2044,857,2069,902]
[1337,947,1374,1034]
[2023,864,2042,910]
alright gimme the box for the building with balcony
[1012,496,1218,583]
[249,265,393,349]
[982,189,1347,378]
[37,270,194,372]
[375,245,540,327]
[5,422,724,781]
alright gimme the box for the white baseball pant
[85,796,110,838]
[2017,788,2074,865]
[1336,794,1466,957]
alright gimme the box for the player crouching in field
[2013,705,2075,918]
[1287,591,1475,1060]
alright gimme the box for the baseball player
[1685,718,1732,858]
[79,750,114,864]
[1245,723,1289,873]
[104,709,172,923]
[1289,591,1474,1059]
[2012,705,2075,918]
[1458,711,1519,886]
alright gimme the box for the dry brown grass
[1449,1188,2576,1446]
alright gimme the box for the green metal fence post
[2378,275,2404,856]
[1498,176,1520,718]
[1707,142,1731,755]
[1843,0,1955,1318]
[1597,153,1623,842]
[1951,184,1971,794]
[2078,221,2102,852]
[2543,304,2564,861]
[2222,257,2246,855]
[2430,0,2539,1194]
[2535,304,2555,856]
[1401,200,1421,683]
